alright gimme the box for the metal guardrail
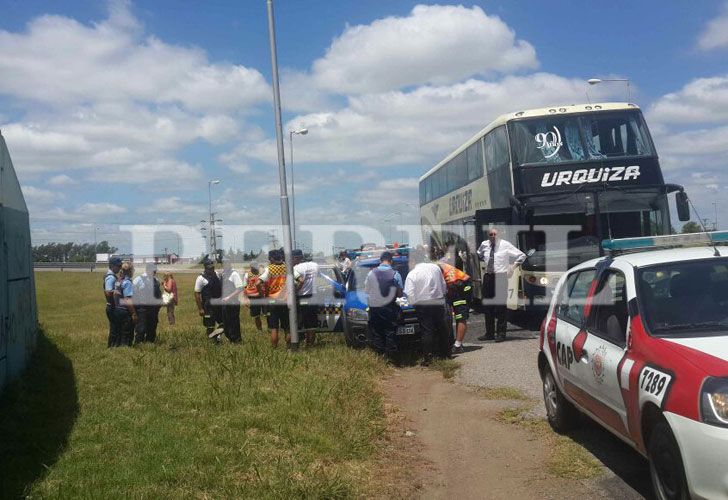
[34,262,97,271]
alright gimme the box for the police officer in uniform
[113,262,137,347]
[364,251,403,362]
[194,256,224,341]
[133,262,163,344]
[104,256,123,347]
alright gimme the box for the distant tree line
[32,241,118,262]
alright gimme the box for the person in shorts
[242,262,264,333]
[258,249,289,347]
[438,260,472,354]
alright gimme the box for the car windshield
[348,261,409,291]
[509,110,654,165]
[638,258,728,337]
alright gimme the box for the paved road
[455,312,653,499]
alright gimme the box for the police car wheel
[343,323,367,349]
[542,367,579,433]
[648,420,689,500]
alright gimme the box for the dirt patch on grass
[380,368,621,499]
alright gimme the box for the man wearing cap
[476,228,526,342]
[364,251,404,362]
[104,256,123,347]
[242,262,264,333]
[292,249,319,346]
[258,249,289,348]
[133,262,163,344]
[194,256,224,341]
[220,258,243,343]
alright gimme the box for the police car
[538,231,728,500]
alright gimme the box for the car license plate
[396,325,415,336]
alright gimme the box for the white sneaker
[208,327,225,338]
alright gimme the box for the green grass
[0,271,389,498]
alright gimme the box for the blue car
[340,255,452,350]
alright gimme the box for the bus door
[474,208,516,306]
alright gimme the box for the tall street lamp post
[289,127,308,248]
[266,0,299,348]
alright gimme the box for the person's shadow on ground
[0,330,78,497]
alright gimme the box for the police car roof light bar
[602,231,728,254]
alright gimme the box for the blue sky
[1,0,727,253]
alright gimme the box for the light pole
[208,179,221,256]
[289,127,308,249]
[267,0,299,348]
[714,201,719,231]
[588,77,631,102]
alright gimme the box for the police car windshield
[509,111,654,166]
[638,258,728,337]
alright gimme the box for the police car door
[316,268,344,332]
[580,266,631,439]
[554,268,597,393]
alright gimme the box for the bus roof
[419,102,641,181]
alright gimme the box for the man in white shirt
[476,228,526,342]
[132,262,163,344]
[194,256,224,341]
[404,250,450,363]
[292,249,319,346]
[220,258,243,343]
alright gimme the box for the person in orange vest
[258,249,289,347]
[242,262,264,333]
[438,259,472,355]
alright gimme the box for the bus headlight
[701,377,728,427]
[539,277,549,286]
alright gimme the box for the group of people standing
[364,228,525,364]
[103,257,178,348]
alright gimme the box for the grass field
[0,271,389,498]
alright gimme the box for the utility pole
[714,201,719,231]
[266,0,299,348]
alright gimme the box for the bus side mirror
[676,192,690,222]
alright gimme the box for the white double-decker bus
[419,102,691,317]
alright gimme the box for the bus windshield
[509,110,654,166]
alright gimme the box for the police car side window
[588,270,628,346]
[557,269,596,325]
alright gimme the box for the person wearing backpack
[194,256,224,342]
[133,262,163,344]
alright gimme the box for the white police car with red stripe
[538,231,728,500]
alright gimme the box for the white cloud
[21,185,64,206]
[47,174,77,186]
[697,2,728,51]
[0,1,269,110]
[649,75,728,125]
[76,202,127,215]
[310,4,537,95]
[239,73,616,168]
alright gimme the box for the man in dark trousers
[364,251,404,363]
[220,258,243,343]
[476,228,526,342]
[133,262,163,344]
[103,256,123,347]
[195,256,224,342]
[404,250,449,364]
